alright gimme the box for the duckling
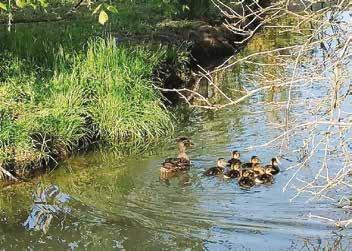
[254,167,274,184]
[265,158,280,175]
[223,162,241,179]
[238,169,256,188]
[204,158,228,176]
[242,156,261,169]
[160,137,193,174]
[227,150,241,166]
[252,164,265,176]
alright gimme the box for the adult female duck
[160,137,193,175]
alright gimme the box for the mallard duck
[223,162,241,179]
[265,158,280,175]
[160,137,193,174]
[227,150,241,166]
[238,169,256,188]
[204,158,228,176]
[242,156,261,169]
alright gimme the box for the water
[1,11,352,251]
[2,148,350,250]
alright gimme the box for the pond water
[1,12,352,251]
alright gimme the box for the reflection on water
[23,185,71,234]
[0,104,351,250]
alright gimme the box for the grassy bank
[0,0,225,180]
[0,38,175,180]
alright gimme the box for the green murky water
[1,11,352,251]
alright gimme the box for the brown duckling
[223,162,241,179]
[254,167,274,184]
[227,150,241,166]
[265,158,280,175]
[238,169,256,188]
[242,156,261,169]
[204,158,228,176]
[160,137,193,175]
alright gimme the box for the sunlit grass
[0,38,174,178]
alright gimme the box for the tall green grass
[0,38,173,178]
[0,22,100,68]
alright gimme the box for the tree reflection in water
[289,234,352,251]
[23,185,71,234]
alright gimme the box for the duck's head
[177,137,193,148]
[271,157,280,166]
[232,150,241,159]
[217,158,228,168]
[231,162,241,170]
[251,156,261,164]
[242,169,255,179]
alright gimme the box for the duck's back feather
[238,177,255,188]
[162,157,190,171]
[256,173,274,184]
[204,166,223,176]
[228,158,241,166]
[241,163,253,169]
[224,169,241,179]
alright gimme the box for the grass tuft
[0,38,174,179]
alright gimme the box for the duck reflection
[23,184,71,234]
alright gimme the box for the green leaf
[0,2,7,11]
[98,10,108,25]
[106,5,118,14]
[38,0,48,8]
[15,0,26,8]
[92,3,102,15]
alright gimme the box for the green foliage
[0,38,173,176]
[0,23,96,67]
[92,3,118,25]
[0,0,200,178]
[85,43,170,142]
[55,38,173,145]
[0,2,7,11]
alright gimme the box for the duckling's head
[177,137,193,148]
[242,169,255,179]
[251,156,261,164]
[217,158,228,168]
[231,162,241,170]
[232,150,241,159]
